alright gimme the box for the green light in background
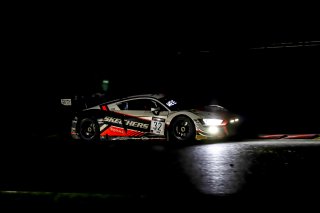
[101,79,109,92]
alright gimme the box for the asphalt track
[1,138,320,209]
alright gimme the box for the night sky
[7,7,320,136]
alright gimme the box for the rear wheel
[78,117,100,142]
[169,116,196,142]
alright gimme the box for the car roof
[125,93,165,100]
[103,93,166,105]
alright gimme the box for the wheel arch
[166,111,200,125]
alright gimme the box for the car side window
[153,100,167,111]
[117,99,168,111]
[129,99,154,110]
[117,102,129,110]
[117,99,157,110]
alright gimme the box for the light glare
[203,119,223,126]
[208,126,219,134]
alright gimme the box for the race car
[68,94,242,142]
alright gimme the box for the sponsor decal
[103,116,149,130]
[166,99,177,107]
[109,126,126,134]
[100,126,144,137]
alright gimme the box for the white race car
[70,94,241,142]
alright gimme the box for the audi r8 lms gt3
[69,94,241,142]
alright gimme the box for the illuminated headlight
[203,119,223,126]
[208,126,219,134]
[230,118,240,123]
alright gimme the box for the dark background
[6,7,319,139]
[2,5,320,209]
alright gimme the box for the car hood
[188,108,237,119]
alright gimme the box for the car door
[115,98,169,137]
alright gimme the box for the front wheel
[78,117,100,142]
[169,116,196,142]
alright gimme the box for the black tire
[78,117,100,142]
[169,116,196,142]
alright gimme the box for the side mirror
[151,107,161,115]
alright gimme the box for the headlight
[208,126,219,134]
[230,118,240,123]
[203,119,223,126]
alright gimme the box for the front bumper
[195,121,240,140]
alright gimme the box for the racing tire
[169,116,196,142]
[78,117,100,142]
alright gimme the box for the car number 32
[150,117,165,135]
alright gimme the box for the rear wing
[61,98,72,106]
[60,94,107,111]
[60,96,88,112]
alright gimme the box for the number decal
[152,122,162,131]
[150,117,165,135]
